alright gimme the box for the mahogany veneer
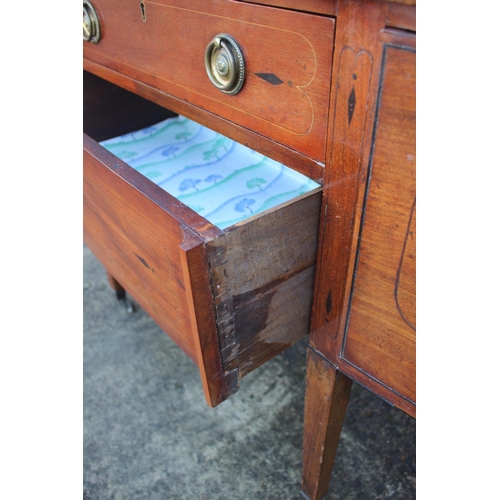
[83,0,416,498]
[83,0,335,164]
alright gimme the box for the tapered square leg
[301,348,352,500]
[106,272,135,313]
[107,272,126,300]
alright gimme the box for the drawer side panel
[84,136,202,363]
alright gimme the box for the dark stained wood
[106,272,124,294]
[386,0,415,5]
[208,189,322,378]
[83,71,176,142]
[301,348,352,500]
[106,272,129,302]
[83,89,323,405]
[83,0,335,163]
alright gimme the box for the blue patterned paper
[100,115,320,229]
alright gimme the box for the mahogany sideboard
[83,1,416,498]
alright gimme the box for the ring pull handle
[204,34,245,95]
[83,1,101,44]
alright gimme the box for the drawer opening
[84,70,322,406]
[84,71,320,231]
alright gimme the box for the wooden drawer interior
[83,71,322,406]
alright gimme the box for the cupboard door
[341,36,416,410]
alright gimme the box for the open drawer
[83,72,322,407]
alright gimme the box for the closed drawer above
[83,73,322,407]
[82,0,335,164]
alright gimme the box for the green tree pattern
[246,177,267,191]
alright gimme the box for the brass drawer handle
[83,1,101,44]
[205,34,245,95]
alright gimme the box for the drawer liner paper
[100,116,319,229]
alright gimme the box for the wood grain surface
[302,4,416,497]
[341,39,416,407]
[83,70,323,406]
[235,0,337,16]
[301,348,353,500]
[83,0,334,163]
[83,63,326,183]
[83,3,417,498]
[208,189,322,379]
[309,2,416,416]
[84,134,203,363]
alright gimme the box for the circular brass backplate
[83,2,101,44]
[204,34,245,95]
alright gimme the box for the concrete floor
[83,244,416,500]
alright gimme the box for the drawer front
[83,0,335,163]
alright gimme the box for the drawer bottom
[100,115,320,230]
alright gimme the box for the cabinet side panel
[342,43,416,405]
[83,136,200,362]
